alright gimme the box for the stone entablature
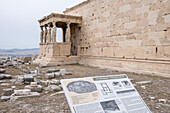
[38,13,82,26]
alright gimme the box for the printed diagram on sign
[121,80,132,88]
[100,82,113,95]
[67,80,97,94]
[100,100,120,113]
[112,81,122,90]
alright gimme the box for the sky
[0,0,85,49]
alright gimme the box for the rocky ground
[0,64,170,113]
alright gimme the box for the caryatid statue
[47,24,51,43]
[66,22,71,42]
[52,22,57,42]
[40,26,44,43]
[44,26,47,43]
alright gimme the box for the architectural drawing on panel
[100,82,113,95]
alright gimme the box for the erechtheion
[34,0,170,77]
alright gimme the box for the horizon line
[0,48,39,50]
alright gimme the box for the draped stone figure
[47,24,51,43]
[66,22,71,42]
[40,27,44,43]
[52,22,57,42]
[44,27,47,43]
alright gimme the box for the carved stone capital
[66,22,71,28]
[40,26,44,31]
[48,23,51,28]
[52,22,56,28]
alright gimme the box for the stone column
[44,26,47,43]
[66,22,71,42]
[62,27,66,42]
[52,22,57,43]
[47,24,51,43]
[40,26,44,43]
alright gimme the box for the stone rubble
[24,74,35,84]
[0,80,7,83]
[0,61,3,65]
[10,91,40,101]
[0,59,71,102]
[4,62,14,67]
[54,72,61,78]
[25,82,43,92]
[44,69,72,79]
[0,83,11,86]
[0,65,4,68]
[45,85,62,92]
[36,76,42,79]
[11,86,16,89]
[136,81,152,85]
[0,74,12,79]
[141,85,146,89]
[0,68,6,73]
[46,69,60,73]
[1,96,11,102]
[44,79,62,92]
[158,99,167,103]
[60,69,72,76]
[150,97,156,100]
[10,79,17,83]
[0,74,5,79]
[15,76,24,85]
[60,69,66,76]
[44,73,55,79]
[14,89,31,96]
[49,79,60,85]
[50,91,64,96]
[14,74,37,85]
[34,78,41,84]
[58,85,63,89]
[2,88,14,96]
[65,72,73,75]
[5,74,12,79]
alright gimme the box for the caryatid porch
[38,13,82,64]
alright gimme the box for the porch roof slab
[38,13,82,26]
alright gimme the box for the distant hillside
[0,48,39,57]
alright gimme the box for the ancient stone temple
[34,0,170,77]
[35,13,82,65]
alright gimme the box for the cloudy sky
[0,0,85,49]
